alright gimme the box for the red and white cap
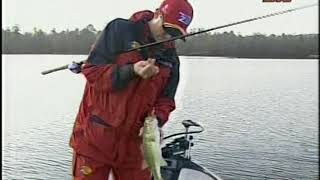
[159,0,194,35]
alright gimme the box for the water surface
[2,55,318,179]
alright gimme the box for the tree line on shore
[2,25,319,58]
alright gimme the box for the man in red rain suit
[69,0,194,179]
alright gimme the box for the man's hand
[133,58,159,79]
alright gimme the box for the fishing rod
[41,3,318,75]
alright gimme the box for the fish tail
[153,175,164,180]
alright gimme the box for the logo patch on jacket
[80,166,93,176]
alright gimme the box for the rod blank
[41,3,318,75]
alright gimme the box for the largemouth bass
[142,116,167,180]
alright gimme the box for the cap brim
[163,22,187,41]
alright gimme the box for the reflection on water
[2,55,319,179]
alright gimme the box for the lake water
[2,55,319,180]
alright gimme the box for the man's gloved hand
[68,61,82,74]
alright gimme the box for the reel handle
[182,120,201,128]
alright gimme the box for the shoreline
[2,53,319,59]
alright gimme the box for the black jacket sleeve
[86,18,137,91]
[154,48,180,127]
[87,18,125,65]
[156,48,180,100]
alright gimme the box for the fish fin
[138,127,143,137]
[160,157,167,167]
[141,159,149,170]
[140,144,149,170]
[155,174,165,180]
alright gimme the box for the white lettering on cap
[178,12,191,26]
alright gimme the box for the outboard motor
[160,120,223,180]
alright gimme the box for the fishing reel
[162,120,204,160]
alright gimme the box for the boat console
[160,120,223,180]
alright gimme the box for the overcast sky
[2,0,319,35]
